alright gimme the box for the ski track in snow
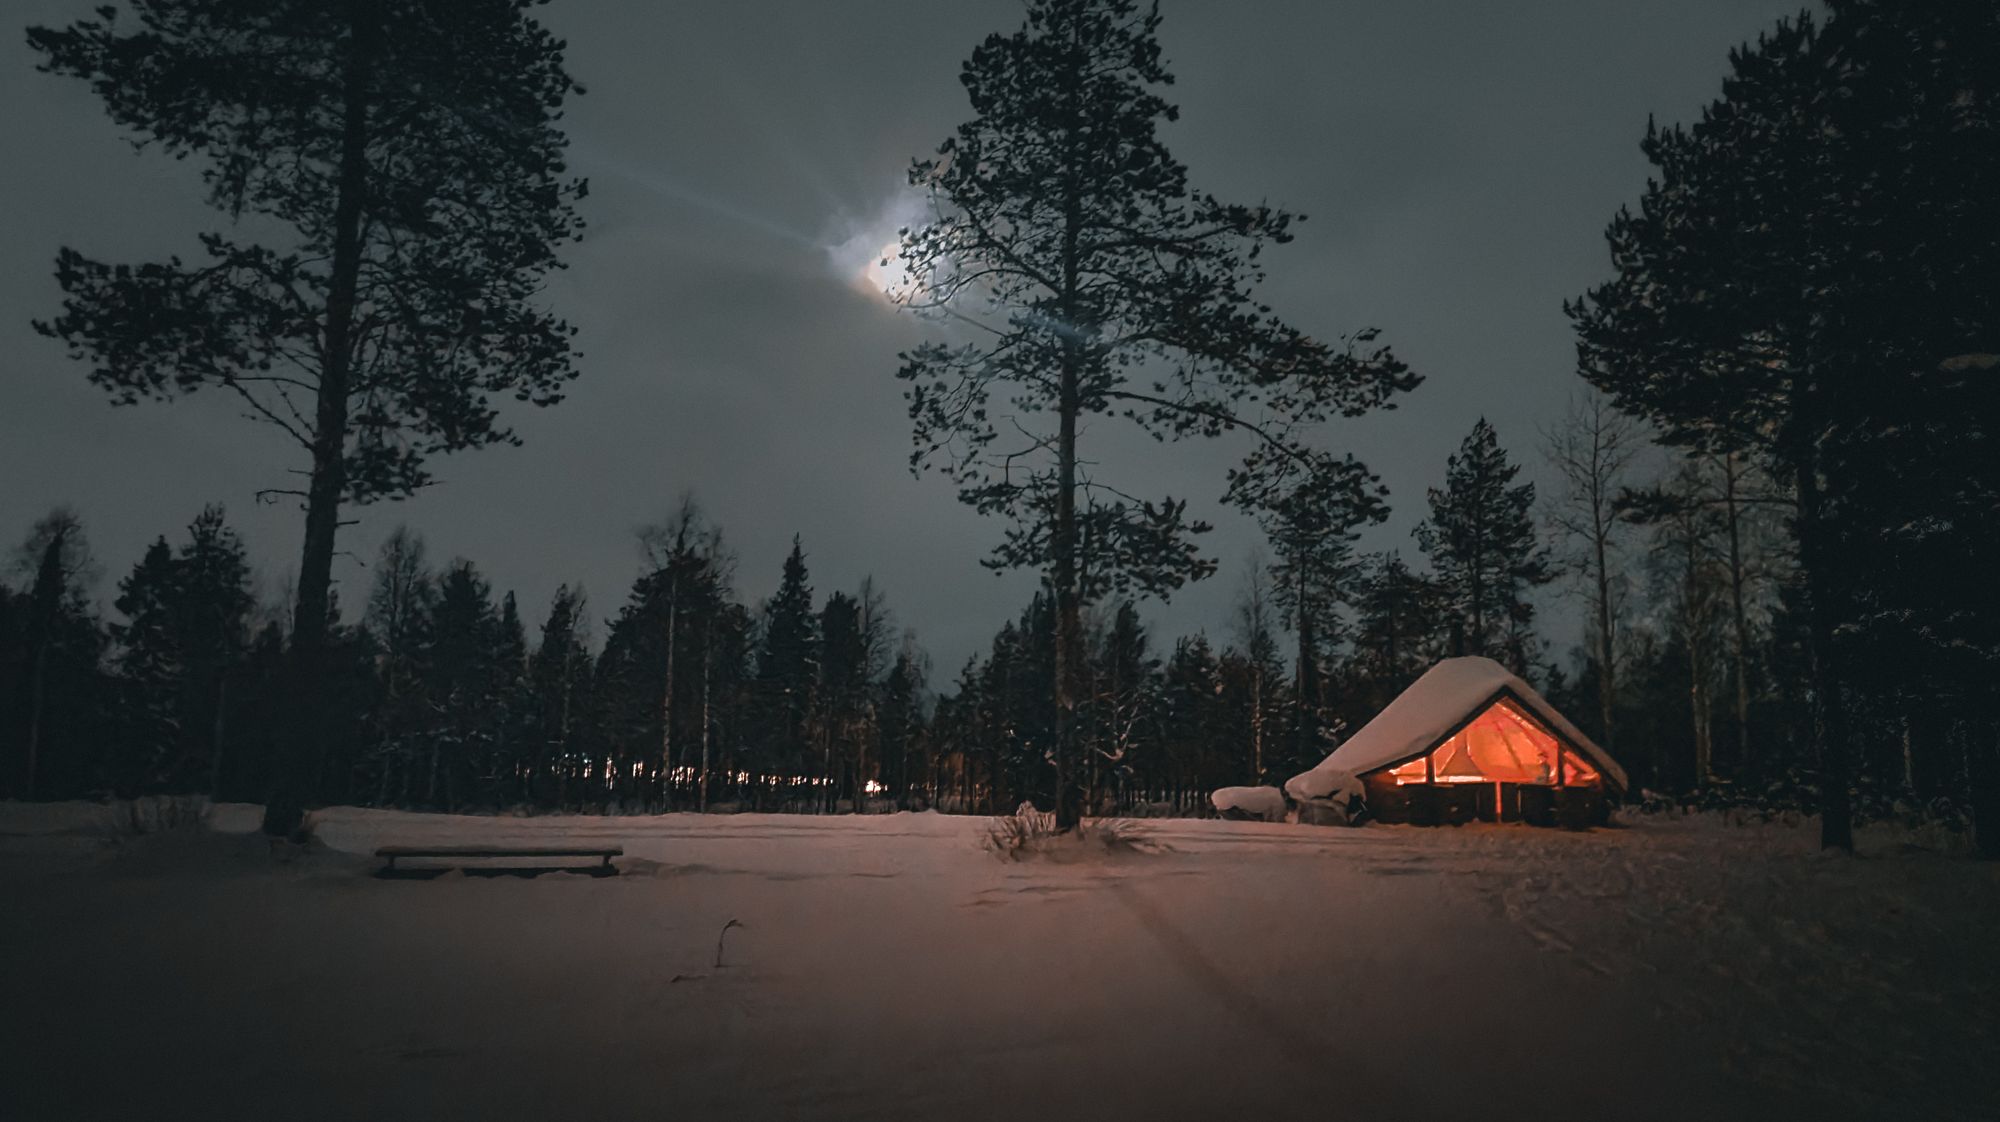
[1,802,1994,1121]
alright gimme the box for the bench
[374,844,623,878]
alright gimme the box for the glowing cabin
[1287,657,1627,826]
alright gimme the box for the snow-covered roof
[1288,657,1627,795]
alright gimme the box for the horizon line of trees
[1,388,1986,832]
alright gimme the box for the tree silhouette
[1416,420,1550,670]
[29,0,586,835]
[896,0,1415,826]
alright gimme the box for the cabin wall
[1362,772,1609,827]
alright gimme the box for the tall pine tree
[896,0,1416,827]
[30,0,588,836]
[1416,420,1551,671]
[754,537,818,784]
[1567,2,2000,849]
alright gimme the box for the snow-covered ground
[2,802,1993,1121]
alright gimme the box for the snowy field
[2,803,1995,1121]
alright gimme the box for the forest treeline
[0,390,1982,827]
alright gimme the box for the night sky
[1,0,1800,676]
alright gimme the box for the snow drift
[1209,786,1288,821]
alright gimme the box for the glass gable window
[1385,697,1600,786]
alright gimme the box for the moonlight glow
[861,237,909,295]
[828,190,927,302]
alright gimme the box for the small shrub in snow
[984,802,1059,856]
[982,805,1166,860]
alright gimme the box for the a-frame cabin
[1287,657,1627,826]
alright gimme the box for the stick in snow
[715,918,744,968]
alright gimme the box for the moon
[861,237,911,297]
[827,190,927,303]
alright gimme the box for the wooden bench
[374,844,623,878]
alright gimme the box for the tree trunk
[1295,565,1319,767]
[1722,452,1753,773]
[1050,280,1083,826]
[23,641,48,800]
[1795,449,1853,851]
[1250,663,1264,785]
[698,623,711,813]
[1683,515,1712,788]
[1969,721,2000,860]
[263,0,376,838]
[661,572,677,811]
[207,675,228,796]
[1592,505,1616,755]
[1469,528,1486,657]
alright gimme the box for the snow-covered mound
[1209,786,1288,821]
[1283,765,1362,804]
[1287,656,1627,794]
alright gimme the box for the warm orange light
[1386,698,1598,786]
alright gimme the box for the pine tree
[102,508,256,798]
[755,537,818,783]
[1258,457,1387,766]
[30,0,587,836]
[364,528,435,805]
[528,585,593,809]
[1416,419,1551,670]
[876,635,930,808]
[489,591,530,805]
[7,510,104,799]
[897,0,1416,827]
[423,561,499,809]
[1159,636,1223,811]
[1566,2,2000,849]
[596,504,737,810]
[174,507,253,792]
[816,592,866,811]
[1089,602,1158,811]
[110,539,184,791]
[1348,552,1444,699]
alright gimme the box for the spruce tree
[490,591,530,804]
[1159,636,1223,810]
[30,1,587,836]
[528,585,592,809]
[876,637,929,808]
[7,510,103,799]
[1349,552,1443,697]
[106,510,253,794]
[1258,457,1387,766]
[897,0,1416,826]
[1415,420,1551,670]
[816,592,866,811]
[174,507,253,792]
[423,561,499,809]
[110,540,184,791]
[755,537,818,779]
[1090,602,1159,809]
